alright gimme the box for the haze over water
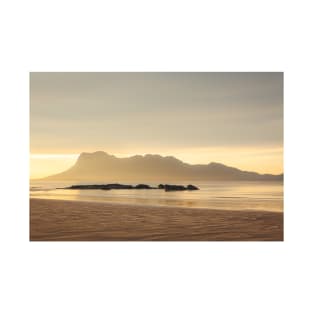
[30,180,283,212]
[30,73,283,214]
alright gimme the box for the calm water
[30,180,283,212]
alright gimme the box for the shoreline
[30,196,283,212]
[30,198,283,241]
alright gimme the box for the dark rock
[101,186,111,190]
[68,184,103,189]
[67,184,133,190]
[186,184,199,190]
[164,184,199,191]
[164,184,187,191]
[64,183,199,192]
[107,184,133,189]
[135,184,152,189]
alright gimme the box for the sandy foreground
[30,198,283,241]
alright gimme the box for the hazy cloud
[30,72,283,152]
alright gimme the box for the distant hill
[41,151,283,181]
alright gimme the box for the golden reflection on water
[30,181,283,212]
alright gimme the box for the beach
[30,198,283,241]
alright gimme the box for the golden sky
[30,73,283,179]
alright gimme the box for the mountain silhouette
[41,151,283,181]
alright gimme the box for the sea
[30,180,283,212]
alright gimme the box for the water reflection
[30,180,283,212]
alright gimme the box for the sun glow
[30,154,78,179]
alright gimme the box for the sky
[30,72,283,178]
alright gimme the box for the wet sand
[30,198,283,241]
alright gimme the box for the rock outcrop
[163,184,200,192]
[63,183,199,191]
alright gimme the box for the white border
[1,1,313,312]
